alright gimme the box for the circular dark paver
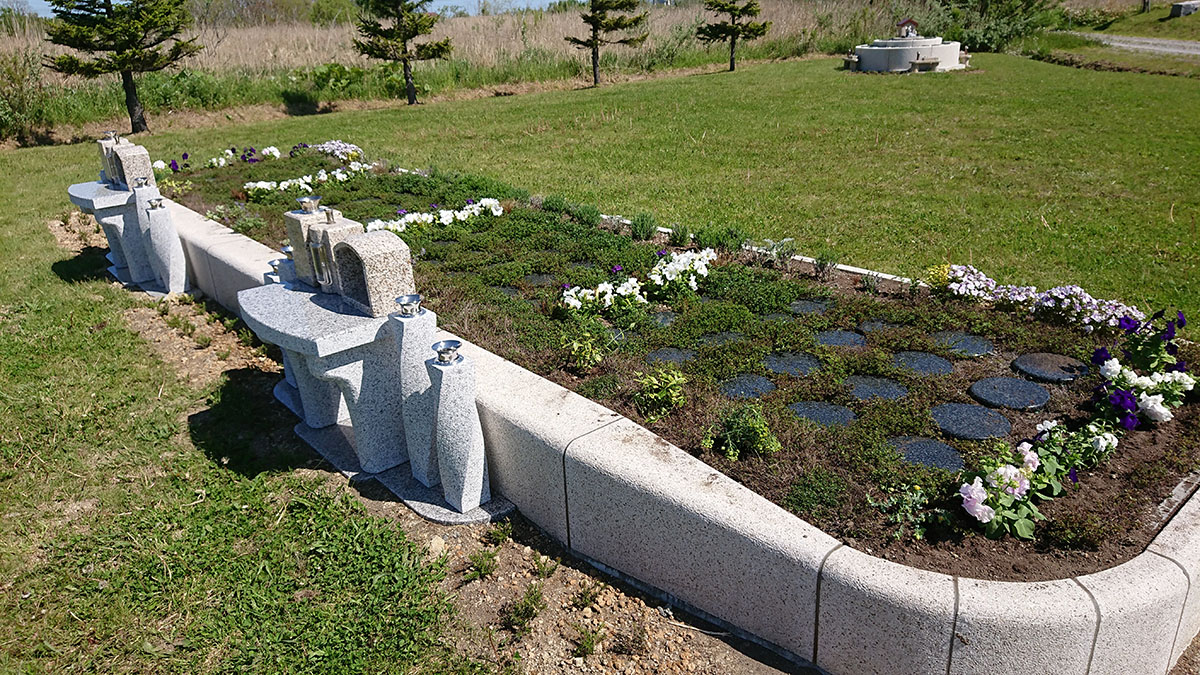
[521,273,556,287]
[789,401,857,427]
[492,286,520,298]
[931,403,1011,440]
[762,313,792,322]
[816,330,866,347]
[1012,353,1089,383]
[969,377,1051,411]
[889,436,964,471]
[858,319,900,333]
[645,348,696,365]
[699,332,745,346]
[893,351,954,376]
[609,327,638,343]
[720,374,776,399]
[789,299,830,315]
[764,351,821,377]
[931,331,994,357]
[651,311,677,328]
[845,375,908,400]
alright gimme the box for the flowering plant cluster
[647,248,718,299]
[960,308,1193,539]
[312,140,364,162]
[561,277,648,317]
[926,264,1144,332]
[243,161,373,201]
[154,146,284,173]
[365,198,505,234]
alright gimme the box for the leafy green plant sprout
[531,554,559,579]
[667,223,692,247]
[485,520,513,545]
[857,271,882,295]
[629,211,657,240]
[464,548,499,582]
[760,237,798,267]
[572,580,604,609]
[560,327,614,373]
[500,582,546,636]
[572,622,606,657]
[702,403,781,461]
[866,483,944,542]
[812,248,838,282]
[632,365,687,423]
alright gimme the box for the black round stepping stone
[845,375,908,401]
[762,313,792,322]
[858,319,899,333]
[609,327,638,343]
[645,348,696,365]
[816,330,866,347]
[893,351,954,376]
[719,374,776,400]
[764,351,821,377]
[931,403,1011,440]
[932,331,994,357]
[789,401,857,427]
[789,299,829,315]
[699,332,745,346]
[522,273,555,287]
[651,311,677,328]
[492,286,520,298]
[1012,353,1089,383]
[889,436,964,471]
[969,377,1050,411]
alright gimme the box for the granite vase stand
[67,143,1200,674]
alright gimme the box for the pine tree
[565,0,647,87]
[354,0,451,105]
[696,0,769,72]
[44,0,202,134]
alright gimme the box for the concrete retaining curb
[148,199,1200,674]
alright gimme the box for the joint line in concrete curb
[811,543,843,664]
[1072,576,1102,674]
[560,417,623,550]
[945,576,960,675]
[1149,549,1192,671]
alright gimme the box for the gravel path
[1067,31,1200,56]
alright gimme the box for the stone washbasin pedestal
[853,19,966,73]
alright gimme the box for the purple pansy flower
[1163,321,1176,341]
[181,152,189,160]
[1091,347,1111,366]
[396,208,407,215]
[611,265,623,273]
[656,249,667,257]
[1168,360,1188,373]
[1068,468,1078,484]
[1120,413,1139,430]
[1178,311,1187,329]
[1109,389,1137,412]
[1118,316,1140,333]
[169,159,179,172]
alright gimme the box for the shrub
[695,223,747,252]
[703,403,781,461]
[542,194,569,213]
[0,48,48,142]
[914,0,1057,52]
[464,548,499,581]
[532,554,559,579]
[632,365,687,423]
[484,520,513,545]
[568,202,603,227]
[629,211,657,240]
[572,580,604,609]
[572,623,606,657]
[668,222,692,247]
[500,582,546,636]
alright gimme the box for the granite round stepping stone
[720,374,776,400]
[893,351,954,376]
[857,319,900,333]
[651,311,677,328]
[931,331,994,357]
[789,299,829,315]
[645,347,696,365]
[969,377,1051,411]
[1012,352,1089,383]
[816,330,866,347]
[845,375,908,401]
[764,351,821,377]
[789,401,857,427]
[931,403,1011,440]
[522,273,556,287]
[699,332,745,346]
[889,436,964,471]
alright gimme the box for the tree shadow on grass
[188,366,323,477]
[52,245,112,284]
[281,89,336,116]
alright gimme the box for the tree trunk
[729,34,737,72]
[591,25,600,86]
[121,70,148,134]
[1141,0,1151,11]
[403,57,417,105]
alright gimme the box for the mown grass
[111,54,1200,317]
[1019,31,1200,76]
[0,141,482,671]
[1080,4,1200,40]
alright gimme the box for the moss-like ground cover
[174,148,1200,578]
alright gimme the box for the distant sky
[25,0,555,16]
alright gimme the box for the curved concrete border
[145,196,1200,674]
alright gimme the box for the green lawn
[111,53,1200,316]
[1083,5,1200,41]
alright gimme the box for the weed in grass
[867,483,944,542]
[485,520,514,545]
[155,299,170,316]
[629,211,657,241]
[702,403,781,461]
[501,582,546,636]
[464,548,499,582]
[813,249,839,282]
[785,467,847,519]
[165,313,196,337]
[572,580,604,609]
[560,324,613,373]
[531,554,559,579]
[572,622,606,658]
[632,365,687,423]
[858,272,882,295]
[667,222,692,248]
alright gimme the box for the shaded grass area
[0,145,483,672]
[117,54,1200,317]
[1020,31,1200,77]
[1079,5,1200,40]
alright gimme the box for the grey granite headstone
[1011,353,1088,383]
[789,401,857,427]
[893,351,954,376]
[764,351,821,377]
[932,331,994,357]
[646,347,696,364]
[333,232,415,318]
[816,330,866,347]
[112,143,156,189]
[968,377,1050,411]
[427,351,491,513]
[889,436,964,471]
[845,375,907,401]
[931,403,1011,440]
[719,374,776,399]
